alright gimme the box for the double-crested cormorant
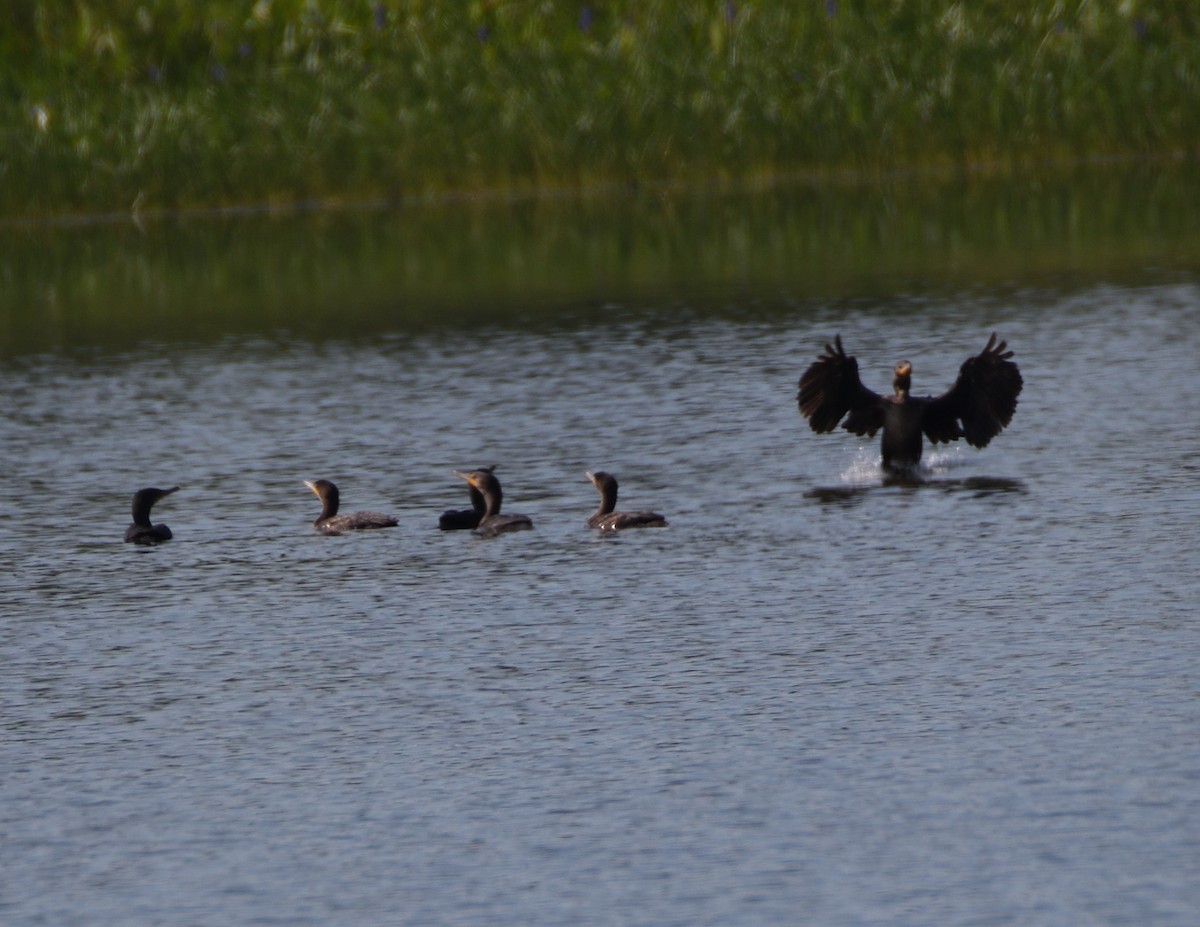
[585,471,668,531]
[451,468,532,537]
[438,464,496,530]
[303,479,398,534]
[797,332,1022,474]
[124,486,179,545]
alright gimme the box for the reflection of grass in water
[4,2,1199,216]
[2,164,1199,356]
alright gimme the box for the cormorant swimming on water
[797,332,1022,474]
[124,486,179,545]
[303,479,398,534]
[584,471,668,531]
[451,468,532,537]
[438,464,496,530]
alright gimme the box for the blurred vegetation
[3,163,1198,355]
[3,1,1199,217]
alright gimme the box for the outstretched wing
[797,335,886,436]
[923,333,1023,447]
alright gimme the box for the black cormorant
[451,468,532,537]
[797,333,1022,474]
[124,486,179,545]
[303,479,398,534]
[438,464,496,530]
[585,471,668,531]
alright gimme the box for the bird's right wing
[797,336,885,436]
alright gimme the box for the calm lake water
[2,171,1199,926]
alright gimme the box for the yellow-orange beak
[452,469,479,488]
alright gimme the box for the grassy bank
[4,2,1199,217]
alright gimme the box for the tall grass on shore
[4,2,1199,217]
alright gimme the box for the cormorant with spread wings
[797,333,1022,474]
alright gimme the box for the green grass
[3,2,1199,217]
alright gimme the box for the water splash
[921,445,968,476]
[836,444,968,485]
[837,446,883,485]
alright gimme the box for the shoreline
[4,150,1195,231]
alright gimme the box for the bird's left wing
[923,333,1023,447]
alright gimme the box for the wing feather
[797,335,885,436]
[924,333,1023,447]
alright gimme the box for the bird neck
[318,491,339,521]
[480,485,502,518]
[593,482,618,516]
[131,496,154,527]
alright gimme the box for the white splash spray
[836,444,970,484]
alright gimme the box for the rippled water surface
[2,185,1199,926]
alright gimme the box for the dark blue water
[1,242,1198,924]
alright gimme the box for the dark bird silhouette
[797,333,1022,474]
[303,479,398,534]
[124,486,179,545]
[584,471,668,531]
[451,468,532,537]
[438,464,496,530]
